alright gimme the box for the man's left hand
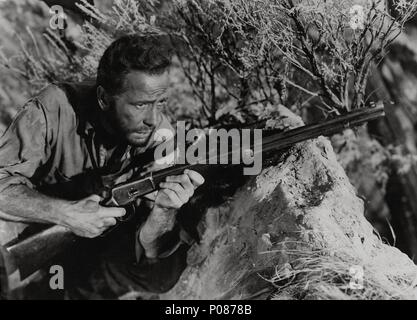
[154,169,204,211]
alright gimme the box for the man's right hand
[61,194,126,238]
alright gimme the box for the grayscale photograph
[0,0,416,306]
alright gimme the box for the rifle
[0,104,385,298]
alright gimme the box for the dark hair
[97,34,173,95]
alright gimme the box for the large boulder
[161,105,417,300]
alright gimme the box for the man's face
[106,70,169,147]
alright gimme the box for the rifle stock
[0,226,76,299]
[0,104,385,295]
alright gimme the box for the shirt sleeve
[0,99,49,193]
[135,222,195,263]
[134,198,195,263]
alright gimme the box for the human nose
[143,105,158,127]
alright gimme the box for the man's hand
[139,169,204,257]
[61,195,126,238]
[154,169,205,211]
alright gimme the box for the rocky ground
[159,105,417,300]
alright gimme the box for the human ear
[97,86,111,111]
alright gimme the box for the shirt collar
[55,80,100,138]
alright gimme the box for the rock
[331,128,392,238]
[161,105,417,300]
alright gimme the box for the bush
[1,0,416,127]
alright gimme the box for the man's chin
[126,132,153,147]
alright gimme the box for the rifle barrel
[151,104,385,179]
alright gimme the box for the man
[0,34,204,298]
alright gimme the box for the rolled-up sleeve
[135,223,195,264]
[0,100,48,193]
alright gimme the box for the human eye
[134,103,149,110]
[155,99,167,110]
